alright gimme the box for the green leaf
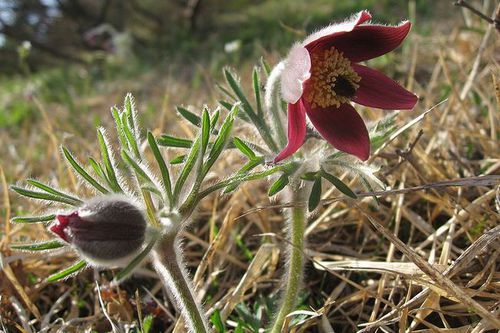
[210,309,225,333]
[124,93,137,134]
[223,157,264,194]
[88,157,108,182]
[308,177,322,211]
[268,173,289,196]
[97,129,122,193]
[253,67,263,116]
[173,137,201,200]
[233,137,256,159]
[260,57,271,76]
[210,109,220,131]
[11,214,56,224]
[46,260,87,282]
[170,155,186,164]
[121,112,141,158]
[62,147,109,194]
[115,236,157,281]
[216,83,236,100]
[218,100,233,111]
[224,69,255,117]
[11,186,80,206]
[234,321,244,333]
[142,315,153,333]
[176,106,201,127]
[111,106,128,149]
[201,109,210,155]
[26,179,83,205]
[11,240,64,251]
[321,171,357,199]
[203,106,237,176]
[157,135,193,148]
[300,172,318,181]
[121,150,153,184]
[147,131,173,206]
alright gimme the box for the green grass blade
[46,260,87,282]
[62,147,109,194]
[147,131,173,206]
[11,240,64,251]
[11,214,56,224]
[26,179,83,205]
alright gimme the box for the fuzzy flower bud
[49,195,147,266]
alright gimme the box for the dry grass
[1,4,500,333]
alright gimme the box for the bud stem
[270,184,306,333]
[152,235,210,333]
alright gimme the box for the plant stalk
[270,184,306,333]
[151,234,210,333]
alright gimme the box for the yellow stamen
[304,47,361,109]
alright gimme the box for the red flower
[274,11,418,163]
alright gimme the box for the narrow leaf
[210,309,226,333]
[321,171,357,199]
[268,173,289,197]
[157,135,193,148]
[26,179,82,205]
[203,106,237,175]
[173,137,200,200]
[253,67,263,116]
[121,112,141,158]
[11,214,56,224]
[143,315,153,333]
[308,177,322,211]
[11,186,80,206]
[300,172,318,181]
[223,157,264,193]
[233,137,256,159]
[97,129,122,193]
[62,147,109,194]
[176,106,201,127]
[170,155,186,164]
[121,150,152,183]
[88,157,108,182]
[11,240,64,251]
[46,260,87,282]
[147,131,173,205]
[224,69,256,118]
[201,109,210,155]
[111,106,128,149]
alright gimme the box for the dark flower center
[332,76,357,98]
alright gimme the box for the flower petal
[352,64,417,110]
[280,44,311,103]
[327,21,412,62]
[304,11,372,51]
[273,99,308,163]
[306,103,370,160]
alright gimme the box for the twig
[454,0,500,30]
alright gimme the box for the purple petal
[273,99,308,163]
[352,64,417,110]
[304,11,372,51]
[326,21,412,62]
[306,103,370,161]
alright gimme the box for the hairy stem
[270,185,306,333]
[151,235,210,333]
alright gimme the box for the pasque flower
[274,11,418,162]
[49,195,147,265]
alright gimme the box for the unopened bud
[49,196,147,265]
